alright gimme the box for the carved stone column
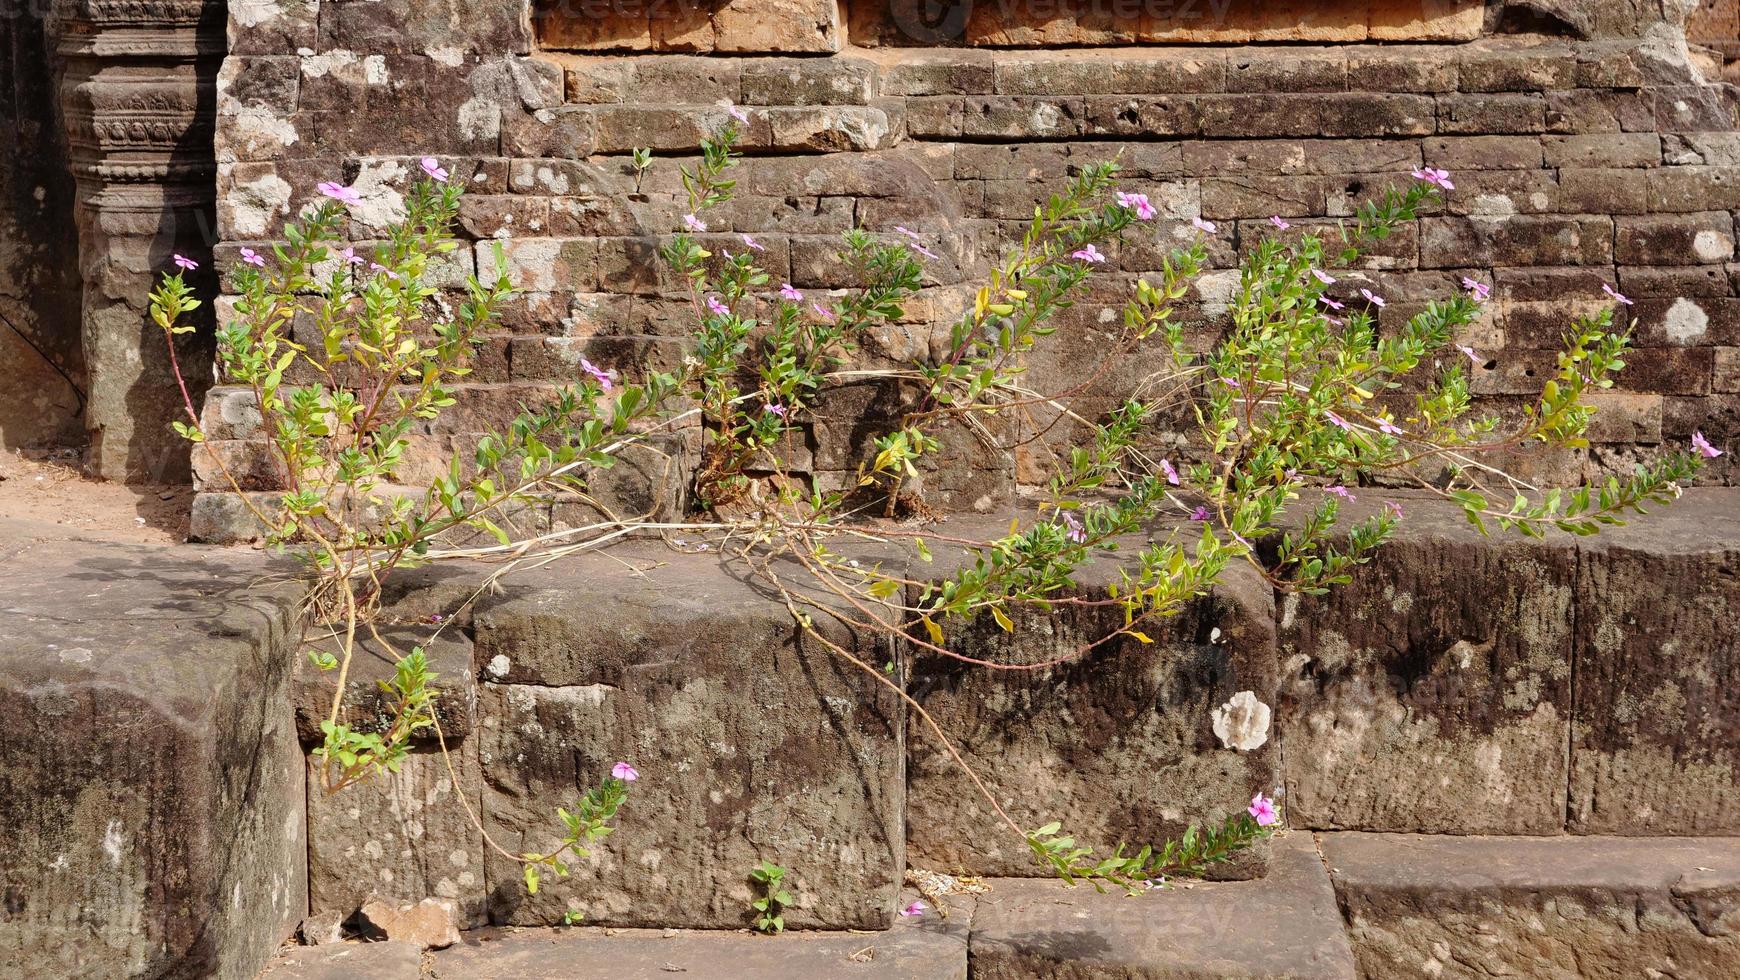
[53,0,223,482]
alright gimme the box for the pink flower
[238,247,265,268]
[1161,458,1180,486]
[420,156,449,181]
[369,261,391,276]
[910,242,940,260]
[1378,417,1402,435]
[1385,500,1405,519]
[741,233,765,251]
[1360,288,1386,308]
[1191,216,1217,234]
[173,253,198,271]
[1310,268,1336,285]
[1456,344,1481,367]
[1060,511,1087,544]
[1071,243,1105,264]
[1326,485,1356,502]
[1693,431,1725,458]
[1325,315,1344,326]
[1219,376,1242,390]
[580,357,616,391]
[683,213,707,233]
[1248,792,1279,827]
[1602,283,1633,306]
[1460,277,1491,302]
[1325,411,1350,431]
[1269,215,1290,231]
[1191,505,1212,522]
[779,283,803,301]
[899,901,926,918]
[340,246,364,267]
[1320,296,1345,311]
[1411,167,1454,191]
[318,181,361,205]
[706,296,730,317]
[726,104,749,124]
[812,302,836,322]
[764,402,787,418]
[1116,191,1157,220]
[611,762,639,782]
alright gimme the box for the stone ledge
[969,833,1356,979]
[1324,832,1740,978]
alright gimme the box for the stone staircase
[4,489,1739,978]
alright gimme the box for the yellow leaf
[992,606,1014,633]
[922,615,944,646]
[1128,630,1154,644]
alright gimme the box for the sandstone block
[471,550,903,929]
[1438,92,1547,133]
[291,626,478,744]
[742,57,876,105]
[1617,211,1737,266]
[260,940,423,980]
[1648,164,1740,213]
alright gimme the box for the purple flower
[779,282,803,301]
[1060,511,1087,544]
[1219,376,1242,390]
[1310,268,1336,285]
[1360,288,1386,308]
[706,296,730,317]
[1378,417,1402,435]
[1191,216,1217,234]
[580,357,616,391]
[895,226,923,242]
[1248,792,1279,827]
[1693,431,1725,458]
[173,253,198,271]
[1602,283,1633,306]
[1325,411,1350,431]
[1071,243,1105,264]
[1385,500,1405,519]
[340,246,364,266]
[1160,458,1180,486]
[1325,485,1356,502]
[611,762,639,782]
[1116,191,1157,220]
[812,302,836,322]
[741,233,765,251]
[1191,505,1212,522]
[318,181,361,206]
[683,213,707,233]
[369,261,392,276]
[899,900,926,918]
[1411,167,1454,191]
[1320,296,1345,311]
[238,247,265,268]
[1460,276,1491,302]
[1269,215,1290,231]
[726,104,749,124]
[911,242,940,260]
[764,402,788,418]
[1456,344,1481,367]
[420,156,449,182]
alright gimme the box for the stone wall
[204,0,1740,522]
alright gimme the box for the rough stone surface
[291,624,479,743]
[1568,487,1740,834]
[1325,832,1740,980]
[259,941,424,980]
[430,891,970,978]
[356,896,463,950]
[471,548,903,930]
[0,520,306,978]
[906,552,1279,878]
[969,833,1356,979]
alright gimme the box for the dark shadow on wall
[0,3,86,451]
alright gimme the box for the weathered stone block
[1568,489,1740,834]
[970,835,1356,980]
[0,525,306,978]
[742,57,876,105]
[906,549,1278,879]
[291,625,478,744]
[307,742,486,928]
[1326,833,1740,979]
[1277,494,1576,834]
[1616,211,1738,265]
[472,551,902,929]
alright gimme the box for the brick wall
[205,0,1740,527]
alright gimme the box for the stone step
[1324,832,1740,980]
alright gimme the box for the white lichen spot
[449,849,470,868]
[486,654,511,679]
[363,840,384,860]
[102,820,124,867]
[1280,592,1300,631]
[232,0,284,28]
[458,96,502,142]
[427,46,466,68]
[1211,691,1272,752]
[230,172,294,238]
[364,55,389,86]
[58,647,92,663]
[349,160,410,231]
[1665,298,1709,344]
[301,49,359,79]
[1693,230,1734,262]
[1470,194,1517,217]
